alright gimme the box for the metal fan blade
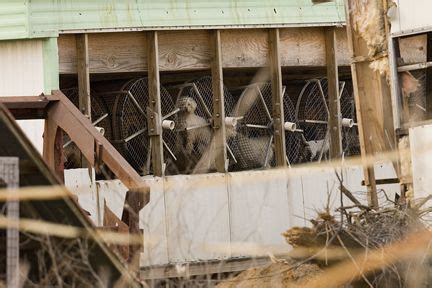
[232,68,270,117]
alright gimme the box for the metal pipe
[245,124,269,129]
[162,120,175,130]
[342,118,354,128]
[302,119,328,125]
[284,121,297,132]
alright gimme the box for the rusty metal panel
[0,0,345,40]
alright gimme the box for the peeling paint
[0,0,345,41]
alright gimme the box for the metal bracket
[146,106,161,136]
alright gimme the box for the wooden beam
[76,34,91,118]
[43,118,64,182]
[344,0,394,209]
[48,91,149,196]
[58,28,351,74]
[141,256,271,280]
[325,27,342,159]
[147,31,164,176]
[210,30,227,172]
[268,28,287,167]
[426,33,432,119]
[76,33,91,168]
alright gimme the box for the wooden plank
[147,31,164,177]
[140,257,271,280]
[210,30,227,172]
[426,33,432,118]
[399,34,427,65]
[49,91,150,195]
[159,30,210,71]
[344,0,393,208]
[58,28,352,74]
[43,118,64,182]
[268,28,286,167]
[325,27,342,159]
[76,33,91,168]
[76,34,91,118]
[0,96,51,109]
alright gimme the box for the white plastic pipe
[162,120,175,130]
[225,117,238,129]
[342,118,354,128]
[284,121,297,132]
[95,126,105,136]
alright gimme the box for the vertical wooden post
[344,0,394,209]
[147,31,164,176]
[426,33,432,119]
[210,30,228,172]
[325,27,342,159]
[268,28,287,167]
[76,34,91,119]
[76,34,91,168]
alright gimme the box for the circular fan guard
[296,78,359,161]
[112,78,176,175]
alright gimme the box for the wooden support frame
[147,31,164,176]
[426,32,432,119]
[76,33,91,168]
[43,120,64,182]
[48,92,149,195]
[344,0,393,209]
[210,30,228,172]
[76,34,91,119]
[268,28,287,167]
[325,27,342,159]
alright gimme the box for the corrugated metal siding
[0,39,46,153]
[90,165,398,266]
[0,1,29,40]
[0,0,345,40]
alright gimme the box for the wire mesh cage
[284,93,304,165]
[408,70,427,122]
[229,83,304,170]
[296,78,359,161]
[340,81,360,156]
[230,83,275,170]
[61,87,113,169]
[170,76,235,174]
[110,78,177,175]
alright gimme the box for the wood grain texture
[269,28,286,167]
[325,27,342,159]
[147,31,164,177]
[210,30,227,172]
[399,34,426,64]
[159,30,211,71]
[59,28,351,74]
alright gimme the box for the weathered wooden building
[1,0,412,281]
